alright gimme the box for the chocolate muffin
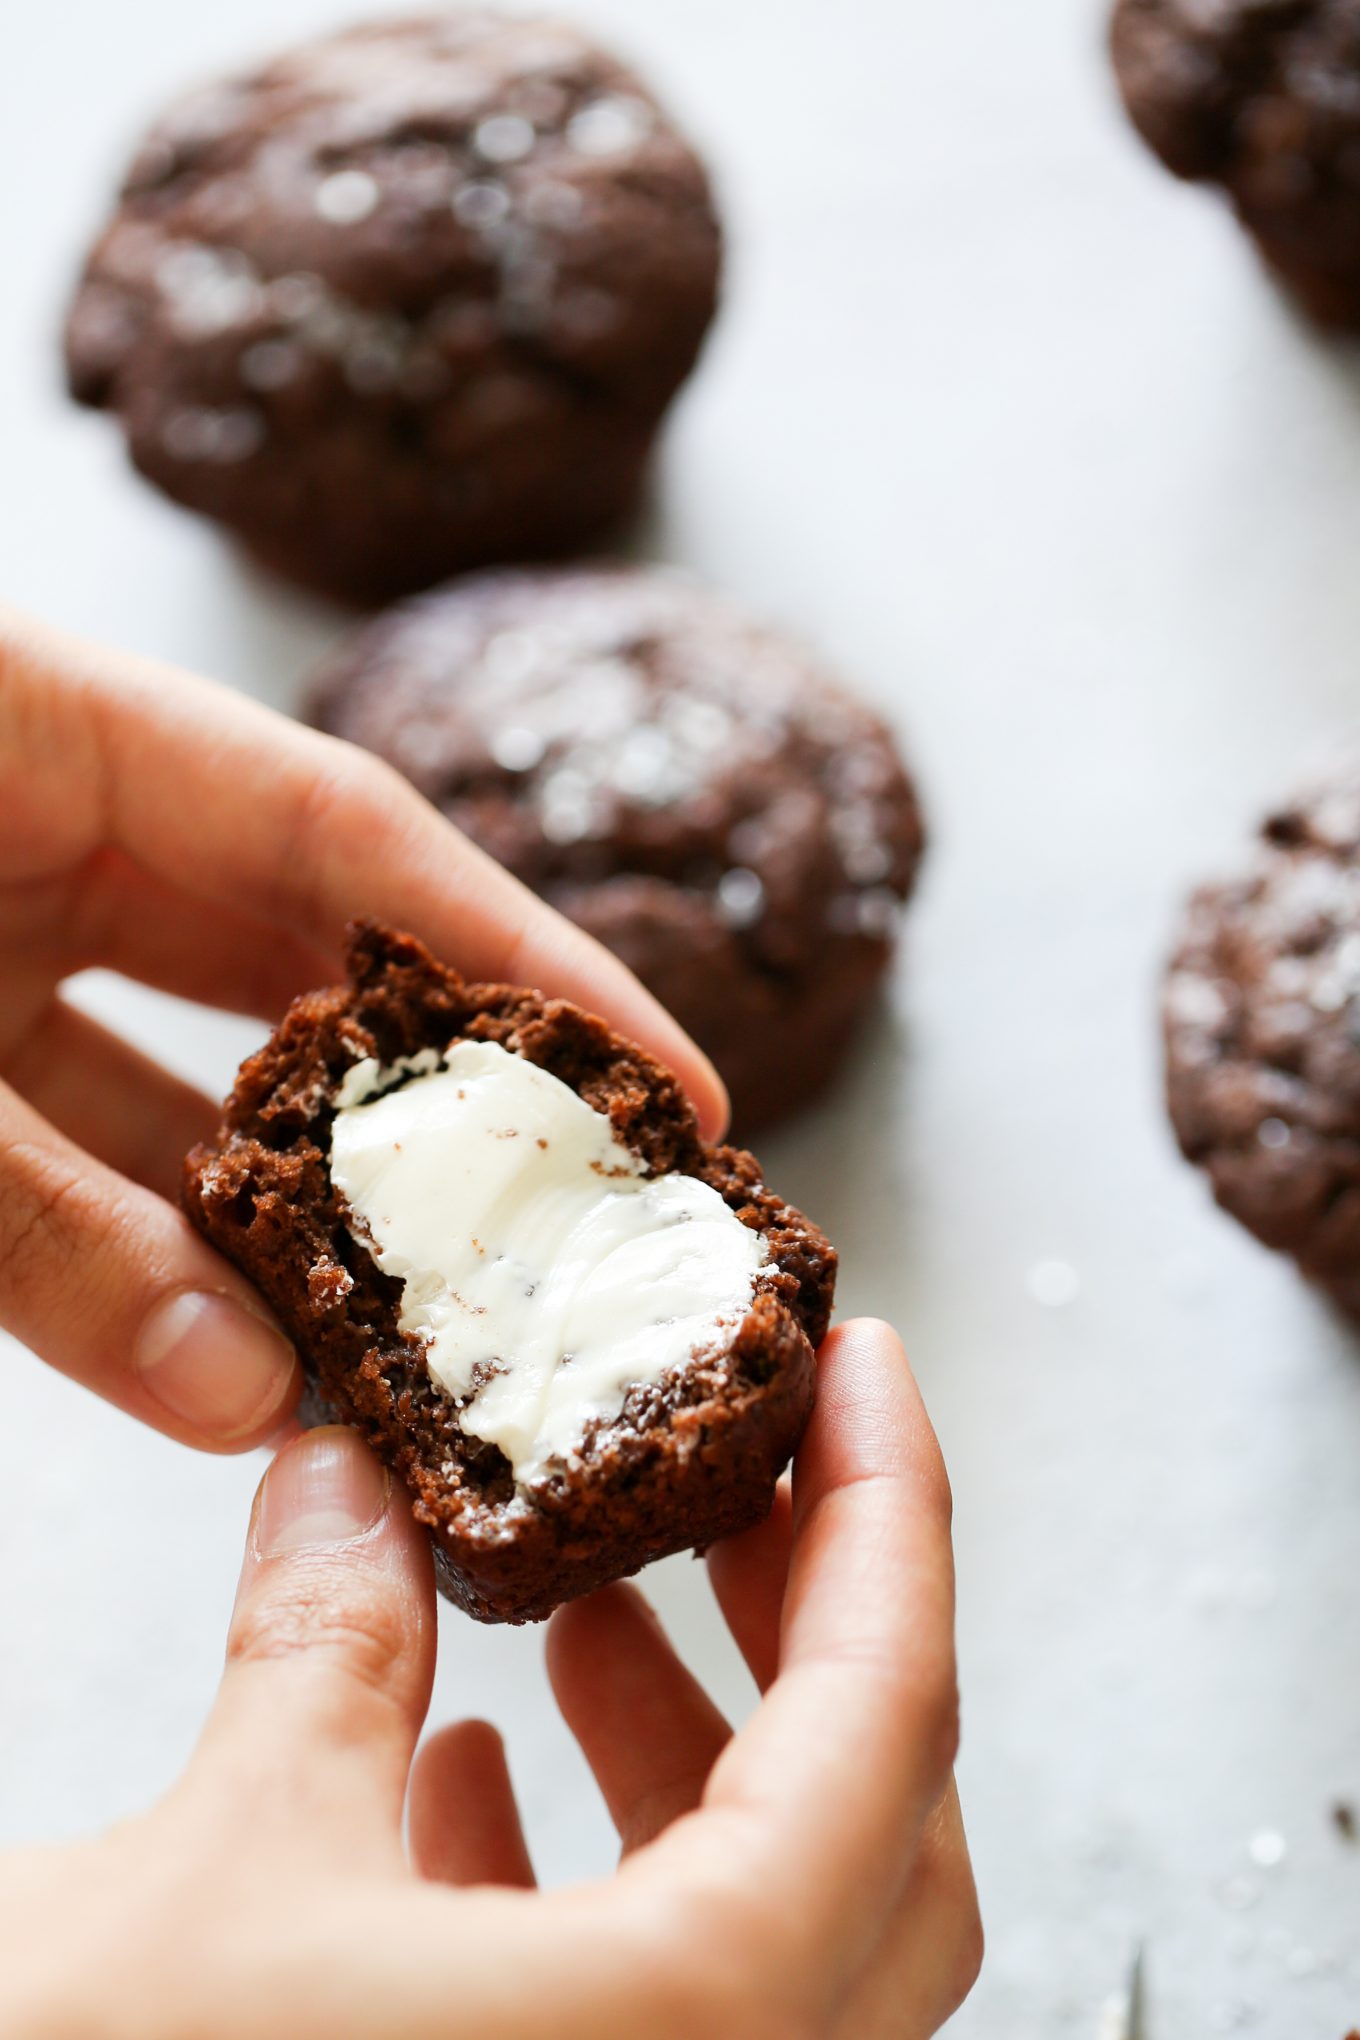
[184,923,835,1622]
[1111,0,1360,327]
[1165,762,1360,1314]
[64,14,721,602]
[307,566,925,1133]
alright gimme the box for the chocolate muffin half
[64,12,721,601]
[308,565,925,1133]
[1164,762,1360,1314]
[185,924,834,1621]
[1112,0,1360,328]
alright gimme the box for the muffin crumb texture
[184,922,836,1621]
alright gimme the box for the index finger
[0,607,728,1139]
[635,1319,959,2006]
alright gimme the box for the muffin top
[1112,0,1360,203]
[309,565,925,986]
[65,12,720,469]
[1165,761,1360,1295]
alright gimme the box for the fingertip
[135,1282,303,1452]
[546,1583,657,1698]
[685,1052,730,1145]
[820,1315,909,1365]
[796,1315,950,1528]
[251,1425,391,1559]
[543,1595,583,1696]
[812,1316,923,1421]
[233,1424,435,1634]
[410,1717,536,1889]
[452,1716,504,1761]
[410,1716,506,1799]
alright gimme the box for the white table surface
[6,1,1360,2031]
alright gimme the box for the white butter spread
[330,1040,767,1484]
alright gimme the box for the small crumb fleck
[161,404,265,464]
[1332,1800,1356,1842]
[490,723,546,772]
[567,95,652,157]
[716,866,765,930]
[474,113,535,164]
[315,169,380,224]
[453,178,511,230]
[240,337,302,392]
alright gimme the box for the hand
[0,1320,980,2039]
[0,606,724,1452]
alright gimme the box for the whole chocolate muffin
[1111,0,1360,326]
[185,923,835,1622]
[1165,763,1360,1313]
[307,566,926,1132]
[64,13,721,601]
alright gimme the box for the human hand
[0,1319,980,2039]
[0,606,724,1452]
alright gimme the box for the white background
[5,1,1360,2031]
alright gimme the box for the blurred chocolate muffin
[309,566,925,1132]
[64,13,721,601]
[1165,761,1360,1313]
[1112,0,1360,327]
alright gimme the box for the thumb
[0,1081,300,1451]
[188,1428,436,1864]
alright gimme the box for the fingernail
[138,1288,297,1442]
[256,1428,390,1557]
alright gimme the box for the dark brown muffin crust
[184,923,835,1621]
[1112,0,1360,327]
[307,566,925,1133]
[1165,764,1360,1314]
[64,13,721,602]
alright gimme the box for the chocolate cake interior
[185,923,835,1620]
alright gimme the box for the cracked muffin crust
[1165,763,1360,1313]
[184,923,836,1622]
[64,12,721,601]
[1112,0,1360,327]
[307,566,925,1133]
